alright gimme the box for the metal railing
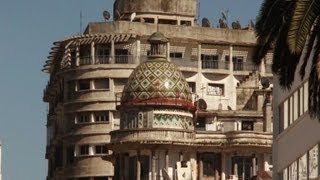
[202,60,229,70]
[79,56,91,65]
[95,55,110,64]
[115,55,135,64]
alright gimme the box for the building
[272,53,320,178]
[42,0,273,179]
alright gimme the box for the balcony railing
[202,60,229,70]
[79,56,91,65]
[233,61,258,71]
[111,128,195,144]
[115,55,135,64]
[95,55,110,64]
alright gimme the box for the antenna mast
[80,11,83,34]
[197,0,200,25]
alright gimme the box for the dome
[121,58,193,108]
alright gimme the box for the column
[91,41,95,64]
[252,157,257,176]
[260,58,266,76]
[198,44,202,71]
[198,153,203,180]
[221,153,226,180]
[229,45,233,72]
[180,151,184,162]
[166,42,171,61]
[234,163,238,177]
[119,153,124,180]
[76,46,80,66]
[152,151,156,180]
[135,40,141,64]
[165,151,169,171]
[111,40,115,64]
[137,152,141,180]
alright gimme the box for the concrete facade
[43,0,273,179]
[273,54,320,179]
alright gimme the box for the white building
[273,56,320,179]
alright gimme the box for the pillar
[198,44,202,71]
[76,46,80,66]
[136,40,141,64]
[152,151,156,180]
[229,45,233,72]
[260,58,266,76]
[234,163,238,177]
[90,41,95,64]
[180,151,184,162]
[263,97,272,132]
[165,151,169,171]
[166,42,170,61]
[137,151,141,180]
[252,157,257,176]
[198,153,203,180]
[221,153,227,180]
[111,40,115,64]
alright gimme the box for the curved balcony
[66,123,112,136]
[110,128,195,145]
[195,131,272,147]
[63,156,114,177]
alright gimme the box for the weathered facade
[43,0,273,179]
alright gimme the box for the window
[144,18,154,23]
[95,145,107,154]
[241,121,254,131]
[115,49,129,64]
[170,52,183,59]
[180,20,191,26]
[187,82,196,93]
[201,153,221,176]
[78,80,90,90]
[95,111,109,123]
[80,145,89,155]
[77,113,90,123]
[94,78,109,90]
[158,19,177,25]
[196,117,206,131]
[201,54,219,69]
[225,56,244,71]
[96,48,110,64]
[207,83,224,96]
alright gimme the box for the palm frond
[299,18,320,78]
[288,0,320,53]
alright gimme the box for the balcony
[195,131,272,148]
[95,55,110,64]
[110,128,195,145]
[77,55,136,66]
[202,60,229,70]
[79,56,91,65]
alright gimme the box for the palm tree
[253,0,320,120]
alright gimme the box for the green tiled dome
[121,58,193,107]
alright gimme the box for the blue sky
[0,0,262,179]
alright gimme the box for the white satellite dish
[130,12,136,22]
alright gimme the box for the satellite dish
[261,77,270,89]
[195,98,207,110]
[231,20,241,29]
[103,10,111,21]
[201,18,211,27]
[130,12,136,22]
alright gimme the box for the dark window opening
[180,20,191,26]
[115,49,129,64]
[242,121,254,131]
[80,145,89,155]
[94,78,109,90]
[95,145,107,154]
[96,48,110,64]
[78,80,90,90]
[170,52,183,58]
[201,153,222,176]
[201,54,219,69]
[144,18,154,23]
[196,117,206,131]
[225,56,244,71]
[95,111,109,123]
[78,113,90,123]
[158,19,177,25]
[188,82,196,93]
